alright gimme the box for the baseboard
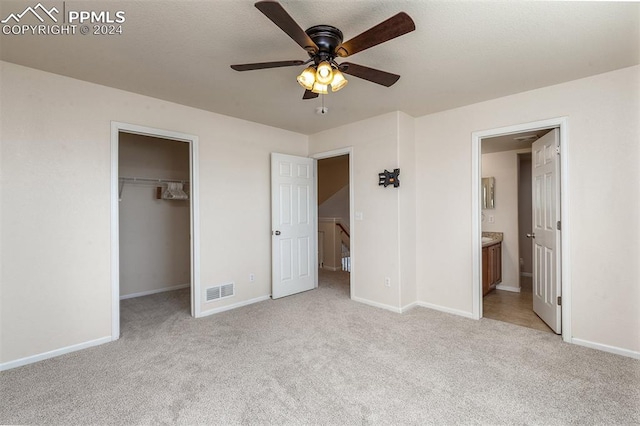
[571,338,640,360]
[352,296,402,313]
[415,301,475,319]
[400,302,419,313]
[320,266,341,272]
[120,283,190,300]
[198,295,270,318]
[520,272,533,277]
[495,284,521,293]
[0,336,112,372]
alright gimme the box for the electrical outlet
[249,273,255,282]
[384,277,391,287]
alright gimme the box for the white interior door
[271,153,316,299]
[531,129,561,333]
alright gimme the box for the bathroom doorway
[472,118,570,340]
[480,134,552,332]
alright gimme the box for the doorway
[110,122,201,341]
[480,134,552,333]
[471,118,571,342]
[313,148,354,299]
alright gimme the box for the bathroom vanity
[482,233,503,296]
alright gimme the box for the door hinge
[557,220,561,230]
[555,146,560,155]
[557,296,562,306]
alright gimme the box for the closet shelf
[118,177,190,200]
[119,177,189,184]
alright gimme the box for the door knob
[274,230,281,236]
[526,233,535,239]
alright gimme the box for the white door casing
[531,128,561,333]
[110,121,201,341]
[271,153,317,299]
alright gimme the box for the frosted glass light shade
[315,61,333,84]
[296,67,316,90]
[330,70,348,92]
[311,81,328,94]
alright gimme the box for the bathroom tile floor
[483,276,554,333]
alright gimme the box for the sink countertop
[481,232,503,247]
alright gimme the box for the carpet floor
[1,270,638,425]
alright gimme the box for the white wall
[118,133,190,297]
[416,65,640,354]
[398,112,417,309]
[0,61,307,365]
[309,112,403,310]
[1,60,638,366]
[481,149,531,291]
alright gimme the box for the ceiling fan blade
[339,62,400,87]
[303,89,319,100]
[230,60,304,71]
[335,12,415,58]
[255,1,318,54]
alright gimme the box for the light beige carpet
[1,270,638,424]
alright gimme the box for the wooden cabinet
[482,241,502,296]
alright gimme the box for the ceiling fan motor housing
[305,25,344,63]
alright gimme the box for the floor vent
[206,282,234,302]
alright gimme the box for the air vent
[205,282,235,302]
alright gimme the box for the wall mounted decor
[378,168,400,188]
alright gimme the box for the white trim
[313,158,319,289]
[495,284,521,293]
[199,295,270,317]
[520,272,533,277]
[400,302,419,313]
[471,117,571,344]
[110,122,201,342]
[119,284,190,300]
[0,336,111,372]
[415,301,475,319]
[110,124,120,340]
[352,296,402,313]
[571,338,640,360]
[311,147,354,301]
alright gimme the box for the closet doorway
[110,122,201,341]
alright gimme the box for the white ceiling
[482,129,552,154]
[1,1,638,135]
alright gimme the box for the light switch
[488,215,495,223]
[355,212,363,221]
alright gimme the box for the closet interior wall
[118,132,191,298]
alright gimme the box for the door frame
[471,117,571,343]
[110,121,201,341]
[311,147,354,300]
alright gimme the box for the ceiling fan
[230,0,415,99]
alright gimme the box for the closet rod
[119,177,189,184]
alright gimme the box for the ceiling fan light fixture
[330,70,348,92]
[311,81,328,94]
[315,61,333,84]
[296,66,316,90]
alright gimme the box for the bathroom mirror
[482,177,495,209]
